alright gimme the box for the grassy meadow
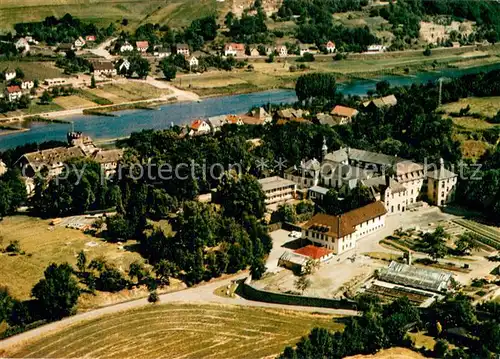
[4,304,342,358]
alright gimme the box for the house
[5,85,22,102]
[91,149,124,177]
[189,119,211,136]
[14,38,30,52]
[276,108,309,121]
[224,43,245,57]
[295,245,334,263]
[92,61,117,77]
[258,176,296,207]
[24,36,39,45]
[67,131,98,155]
[325,41,336,53]
[136,41,149,53]
[316,113,340,126]
[21,79,35,90]
[426,158,458,206]
[277,45,288,57]
[299,45,311,56]
[301,201,387,255]
[154,47,171,58]
[308,185,329,202]
[330,105,359,124]
[226,115,243,125]
[367,45,386,53]
[85,35,96,42]
[120,42,134,53]
[206,115,227,132]
[188,55,199,68]
[3,68,16,81]
[249,107,272,123]
[74,36,86,48]
[284,158,321,190]
[58,43,75,52]
[250,47,260,57]
[117,59,131,73]
[363,175,409,214]
[362,95,398,109]
[0,161,6,176]
[176,43,190,56]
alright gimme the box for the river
[1,63,500,150]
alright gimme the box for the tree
[423,47,432,56]
[294,275,311,294]
[31,263,80,320]
[106,214,132,241]
[128,261,149,285]
[422,226,449,261]
[40,90,52,104]
[148,290,159,303]
[161,62,177,81]
[295,73,336,103]
[322,188,342,215]
[455,232,478,255]
[153,259,177,286]
[250,257,267,280]
[90,74,96,88]
[433,339,450,358]
[76,250,87,274]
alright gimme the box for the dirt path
[0,274,357,352]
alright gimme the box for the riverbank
[175,45,500,98]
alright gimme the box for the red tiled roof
[331,105,358,118]
[302,201,387,239]
[136,41,149,49]
[6,85,21,93]
[295,245,332,260]
[190,119,206,130]
[326,41,336,47]
[225,43,245,51]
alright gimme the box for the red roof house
[294,245,333,260]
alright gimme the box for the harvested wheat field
[346,347,425,359]
[5,304,342,359]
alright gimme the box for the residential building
[188,55,199,68]
[91,149,124,177]
[330,105,359,124]
[16,146,86,178]
[301,201,387,254]
[362,95,398,109]
[3,69,16,81]
[224,43,245,57]
[206,115,227,132]
[189,119,211,136]
[58,43,75,52]
[21,79,35,90]
[15,38,30,52]
[120,42,134,53]
[276,108,309,121]
[277,45,288,57]
[316,113,346,126]
[299,45,310,56]
[325,41,336,53]
[426,158,458,206]
[74,36,86,48]
[117,59,131,73]
[226,115,243,125]
[294,245,334,262]
[258,176,296,207]
[85,35,96,42]
[5,85,22,102]
[136,41,149,53]
[250,47,260,56]
[363,175,409,214]
[308,185,329,202]
[92,61,117,77]
[154,47,171,58]
[176,43,190,56]
[249,107,272,123]
[67,131,98,155]
[0,161,6,176]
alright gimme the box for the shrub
[148,290,159,303]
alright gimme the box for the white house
[367,45,387,53]
[120,42,134,53]
[14,38,30,52]
[224,43,245,57]
[301,201,387,255]
[44,78,67,87]
[299,45,311,56]
[258,176,296,207]
[188,55,199,68]
[277,45,288,57]
[74,36,86,48]
[426,158,458,206]
[325,41,336,53]
[189,119,211,136]
[5,85,23,102]
[154,47,171,58]
[93,61,117,77]
[176,43,190,56]
[21,79,35,90]
[118,59,131,73]
[4,69,16,81]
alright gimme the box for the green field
[0,0,222,31]
[4,304,342,358]
[0,60,65,80]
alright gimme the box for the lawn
[0,216,143,301]
[0,60,65,80]
[440,96,500,118]
[5,303,342,358]
[54,95,97,110]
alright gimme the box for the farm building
[378,261,453,293]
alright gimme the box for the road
[0,274,357,352]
